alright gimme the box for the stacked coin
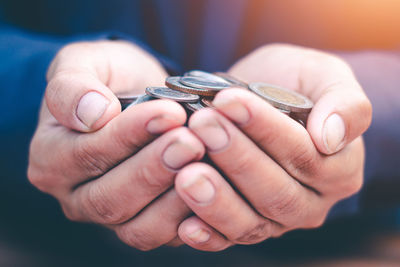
[117,70,313,126]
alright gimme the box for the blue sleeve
[0,24,66,187]
[0,24,179,187]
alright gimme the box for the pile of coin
[117,70,313,126]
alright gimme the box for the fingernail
[186,228,210,244]
[163,141,200,170]
[213,98,250,125]
[77,91,109,128]
[323,113,346,153]
[182,175,215,204]
[191,117,229,151]
[146,115,182,134]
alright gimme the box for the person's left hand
[173,44,372,251]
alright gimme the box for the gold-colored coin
[249,82,313,113]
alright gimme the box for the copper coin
[166,76,218,97]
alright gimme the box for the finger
[213,89,322,181]
[188,110,323,227]
[45,41,167,132]
[229,45,372,155]
[29,100,187,194]
[165,236,184,247]
[45,70,121,132]
[299,51,372,155]
[178,216,233,252]
[306,79,372,155]
[63,127,205,225]
[212,89,363,193]
[113,189,190,251]
[175,163,280,244]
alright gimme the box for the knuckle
[288,143,320,176]
[27,136,63,193]
[27,165,47,190]
[261,183,303,222]
[342,173,363,197]
[254,128,279,149]
[83,184,125,224]
[304,209,329,229]
[27,164,56,194]
[227,153,254,177]
[116,226,161,251]
[61,202,83,222]
[73,138,110,177]
[109,121,142,153]
[309,215,327,229]
[233,221,272,244]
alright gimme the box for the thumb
[45,70,121,132]
[307,81,372,155]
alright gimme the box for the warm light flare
[243,0,400,50]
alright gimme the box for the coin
[166,76,217,97]
[200,97,214,108]
[278,108,291,115]
[249,82,313,113]
[290,112,309,127]
[118,96,139,105]
[145,86,199,103]
[214,72,249,88]
[117,93,141,103]
[180,76,230,92]
[184,101,207,112]
[184,70,230,84]
[117,93,142,110]
[124,94,155,110]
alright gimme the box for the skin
[175,44,372,251]
[28,41,203,250]
[28,41,372,251]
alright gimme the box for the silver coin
[117,93,141,104]
[184,70,230,85]
[180,76,231,92]
[214,72,249,88]
[184,101,207,112]
[146,87,199,103]
[118,96,139,106]
[124,94,155,110]
[249,82,313,113]
[117,93,143,110]
[166,76,216,97]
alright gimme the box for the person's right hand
[27,41,205,250]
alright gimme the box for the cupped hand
[28,41,205,250]
[174,44,372,251]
